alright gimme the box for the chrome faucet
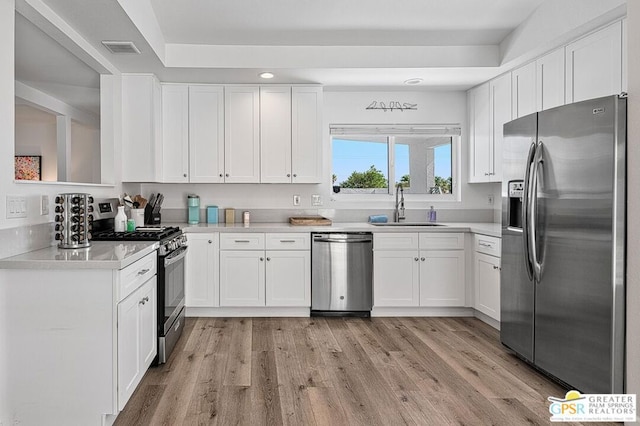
[394,183,405,222]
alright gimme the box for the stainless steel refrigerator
[500,94,626,394]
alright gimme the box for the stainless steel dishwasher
[311,233,373,316]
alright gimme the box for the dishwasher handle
[313,237,372,243]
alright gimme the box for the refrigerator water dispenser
[508,180,524,229]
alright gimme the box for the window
[331,126,459,198]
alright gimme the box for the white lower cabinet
[473,234,501,321]
[117,277,157,409]
[219,233,310,308]
[185,233,219,307]
[373,233,465,308]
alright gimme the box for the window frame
[330,125,461,203]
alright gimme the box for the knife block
[144,204,161,225]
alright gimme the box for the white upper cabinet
[489,72,512,183]
[260,87,292,183]
[161,84,189,183]
[225,86,260,183]
[468,82,491,183]
[189,85,225,183]
[512,61,536,119]
[565,20,623,103]
[469,73,511,183]
[291,87,323,183]
[122,74,162,182]
[536,48,565,111]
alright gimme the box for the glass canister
[188,194,200,224]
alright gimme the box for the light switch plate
[293,195,301,206]
[6,196,27,219]
[312,194,323,206]
[41,195,49,215]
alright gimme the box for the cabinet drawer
[220,233,265,250]
[475,234,501,257]
[266,233,309,250]
[419,233,464,250]
[374,233,419,250]
[118,252,157,302]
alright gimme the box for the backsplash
[161,208,495,224]
[0,222,54,259]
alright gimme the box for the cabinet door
[419,250,465,307]
[260,87,292,183]
[565,21,622,103]
[373,250,420,307]
[468,83,491,182]
[224,86,260,183]
[475,252,501,321]
[536,48,565,112]
[122,74,162,182]
[161,84,189,182]
[185,233,219,307]
[117,285,142,409]
[512,62,536,119]
[220,250,265,306]
[489,72,511,182]
[292,87,323,183]
[265,250,310,306]
[139,279,157,369]
[189,85,225,183]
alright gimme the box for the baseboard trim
[371,307,474,317]
[473,309,501,330]
[185,306,310,317]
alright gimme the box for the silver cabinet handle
[139,296,149,305]
[208,240,212,244]
[260,257,264,261]
[219,173,223,178]
[234,240,251,243]
[287,174,291,177]
[421,257,425,261]
[479,242,493,248]
[414,257,419,261]
[493,265,500,270]
[225,173,229,177]
[280,240,296,243]
[183,173,187,178]
[137,268,149,276]
[266,257,271,261]
[293,174,297,177]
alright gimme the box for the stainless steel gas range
[92,198,187,364]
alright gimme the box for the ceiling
[18,0,550,106]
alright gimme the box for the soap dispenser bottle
[428,206,437,222]
[115,205,127,232]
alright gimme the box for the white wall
[625,1,639,423]
[0,2,121,231]
[70,120,100,184]
[133,90,500,216]
[14,104,57,181]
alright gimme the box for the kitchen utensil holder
[54,193,94,249]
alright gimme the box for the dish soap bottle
[428,206,437,222]
[115,205,127,232]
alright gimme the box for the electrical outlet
[293,195,301,206]
[41,195,49,215]
[6,196,27,218]
[487,194,494,205]
[312,194,322,206]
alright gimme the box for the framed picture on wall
[15,155,42,181]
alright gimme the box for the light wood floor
[114,317,616,426]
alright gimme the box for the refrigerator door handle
[522,141,537,281]
[528,141,544,282]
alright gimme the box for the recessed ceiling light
[404,78,423,85]
[259,72,275,79]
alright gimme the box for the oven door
[161,245,187,335]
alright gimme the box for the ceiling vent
[101,41,141,54]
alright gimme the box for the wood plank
[223,318,252,386]
[307,387,349,425]
[182,353,227,425]
[249,350,283,425]
[113,384,165,426]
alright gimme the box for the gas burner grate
[92,227,181,242]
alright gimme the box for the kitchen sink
[370,222,443,226]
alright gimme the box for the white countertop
[178,221,502,238]
[0,241,159,270]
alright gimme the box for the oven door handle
[164,246,188,267]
